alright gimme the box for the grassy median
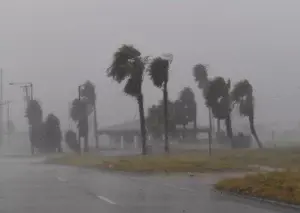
[215,171,300,205]
[47,147,300,173]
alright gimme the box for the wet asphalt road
[0,155,297,213]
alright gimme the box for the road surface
[0,155,296,213]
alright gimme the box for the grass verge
[47,147,300,173]
[215,171,300,205]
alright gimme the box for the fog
[1,0,300,133]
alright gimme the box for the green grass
[47,147,300,173]
[215,171,300,205]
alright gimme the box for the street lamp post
[9,82,33,107]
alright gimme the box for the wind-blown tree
[81,80,99,149]
[65,130,80,153]
[148,54,173,153]
[193,64,233,148]
[179,87,197,133]
[25,99,43,154]
[231,80,263,148]
[70,98,90,152]
[44,113,62,152]
[205,77,233,145]
[107,44,149,155]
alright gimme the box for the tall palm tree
[25,99,43,154]
[81,80,99,149]
[148,54,173,153]
[70,98,90,152]
[107,44,149,155]
[231,80,263,148]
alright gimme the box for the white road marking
[57,177,67,182]
[97,195,117,205]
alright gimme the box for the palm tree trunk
[208,108,212,156]
[217,119,221,134]
[83,136,89,152]
[93,104,99,149]
[137,94,147,155]
[163,83,169,153]
[225,114,234,148]
[249,114,263,148]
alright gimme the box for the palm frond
[81,80,96,104]
[26,99,43,125]
[107,45,141,83]
[193,64,208,89]
[148,57,169,88]
[231,80,252,102]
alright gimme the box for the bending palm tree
[107,45,149,155]
[148,54,173,153]
[193,64,233,148]
[231,80,263,148]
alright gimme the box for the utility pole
[0,69,3,146]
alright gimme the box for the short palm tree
[231,80,263,148]
[44,113,62,152]
[25,99,43,154]
[107,44,149,155]
[81,80,99,149]
[148,54,173,153]
[179,87,197,131]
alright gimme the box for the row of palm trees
[107,44,262,155]
[26,100,62,154]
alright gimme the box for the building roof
[98,120,140,133]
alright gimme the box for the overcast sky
[1,0,300,131]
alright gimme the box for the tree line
[107,44,262,155]
[26,43,262,155]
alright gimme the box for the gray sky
[1,0,300,131]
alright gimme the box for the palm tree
[148,54,173,153]
[81,80,99,149]
[44,113,62,152]
[25,99,43,154]
[205,77,233,146]
[179,87,197,134]
[107,45,149,155]
[70,98,90,152]
[231,80,263,148]
[193,64,233,148]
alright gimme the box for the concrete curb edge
[214,188,300,210]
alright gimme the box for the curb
[215,189,300,210]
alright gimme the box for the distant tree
[65,130,80,153]
[178,87,197,135]
[44,113,62,152]
[70,98,91,152]
[25,99,43,154]
[231,80,263,148]
[147,100,176,139]
[81,80,99,149]
[148,54,173,153]
[107,44,149,155]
